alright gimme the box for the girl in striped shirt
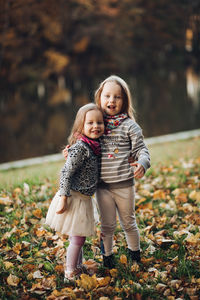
[94,75,150,268]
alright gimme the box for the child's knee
[101,223,116,235]
[122,222,138,233]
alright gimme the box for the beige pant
[96,185,140,256]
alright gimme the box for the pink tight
[66,236,86,272]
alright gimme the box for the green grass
[0,160,63,191]
[148,136,200,164]
[0,137,200,299]
[0,137,199,191]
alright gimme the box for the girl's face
[83,110,104,139]
[100,81,123,116]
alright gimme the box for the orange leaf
[120,254,127,265]
[24,264,36,271]
[153,190,166,200]
[36,229,46,237]
[32,209,43,219]
[55,264,64,274]
[97,276,111,287]
[13,187,22,195]
[110,268,118,278]
[175,193,188,203]
[141,257,154,264]
[12,242,22,254]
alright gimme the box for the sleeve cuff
[59,189,71,197]
[137,159,150,172]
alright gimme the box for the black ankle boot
[128,249,141,262]
[103,254,115,269]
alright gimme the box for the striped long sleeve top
[99,118,150,186]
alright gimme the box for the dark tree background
[0,0,200,163]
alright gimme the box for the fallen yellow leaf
[36,229,46,237]
[97,276,111,287]
[76,274,97,292]
[186,232,200,244]
[189,190,200,203]
[7,274,20,286]
[32,209,43,219]
[153,190,166,200]
[12,242,22,254]
[120,254,127,265]
[4,261,14,269]
[109,268,118,278]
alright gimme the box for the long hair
[68,103,103,145]
[94,75,135,120]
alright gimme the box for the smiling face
[100,81,123,116]
[83,109,104,139]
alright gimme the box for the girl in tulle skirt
[45,103,104,280]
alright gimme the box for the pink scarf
[78,135,101,156]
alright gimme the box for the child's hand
[131,162,145,179]
[62,145,70,160]
[56,196,68,214]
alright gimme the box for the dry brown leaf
[23,264,36,271]
[83,259,99,274]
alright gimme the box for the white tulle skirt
[45,190,95,236]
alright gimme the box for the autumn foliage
[0,154,200,299]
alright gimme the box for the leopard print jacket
[59,140,100,196]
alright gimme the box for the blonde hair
[68,103,103,145]
[94,75,135,120]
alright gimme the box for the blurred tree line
[0,0,200,162]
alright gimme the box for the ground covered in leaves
[0,156,200,300]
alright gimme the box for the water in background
[0,1,200,163]
[1,67,199,164]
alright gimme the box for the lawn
[0,137,199,299]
